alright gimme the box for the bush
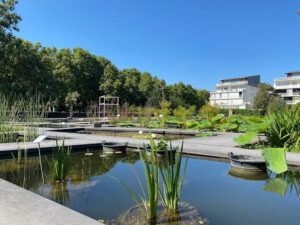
[200,103,219,120]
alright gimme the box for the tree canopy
[0,0,209,111]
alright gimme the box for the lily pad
[261,148,287,174]
[233,131,257,145]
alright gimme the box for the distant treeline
[0,1,209,112]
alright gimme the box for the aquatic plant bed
[78,130,196,141]
[0,150,300,225]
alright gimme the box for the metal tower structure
[98,96,119,118]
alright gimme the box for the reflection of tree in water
[275,170,300,196]
[0,151,141,206]
[107,202,209,225]
[0,157,42,191]
[67,151,140,185]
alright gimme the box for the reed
[159,142,188,211]
[112,135,160,223]
[49,139,71,181]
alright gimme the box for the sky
[14,0,300,90]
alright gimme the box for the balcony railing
[274,76,300,82]
[216,81,248,87]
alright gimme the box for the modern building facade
[210,75,260,109]
[274,71,300,105]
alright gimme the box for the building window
[239,92,242,98]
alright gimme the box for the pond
[0,150,299,225]
[79,130,196,141]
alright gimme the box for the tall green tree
[254,83,277,115]
[99,64,122,96]
[0,0,21,42]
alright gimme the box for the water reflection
[0,150,140,206]
[228,167,269,181]
[262,170,300,196]
[107,202,209,225]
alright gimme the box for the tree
[65,91,80,116]
[0,0,21,43]
[146,77,166,107]
[99,64,121,96]
[254,83,277,115]
[120,68,142,105]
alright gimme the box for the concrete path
[1,129,300,167]
[0,179,103,225]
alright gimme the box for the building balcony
[274,76,300,82]
[215,81,248,87]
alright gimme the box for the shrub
[200,103,219,120]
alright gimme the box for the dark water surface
[0,150,299,225]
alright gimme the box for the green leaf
[233,131,257,145]
[212,114,223,122]
[261,148,287,174]
[262,178,288,196]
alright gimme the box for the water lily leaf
[233,131,257,145]
[262,178,288,196]
[186,120,198,129]
[247,119,273,132]
[212,114,223,122]
[261,148,287,174]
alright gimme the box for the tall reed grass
[49,139,71,181]
[113,135,188,224]
[0,95,44,143]
[159,142,188,211]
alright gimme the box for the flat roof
[285,71,300,74]
[220,75,260,81]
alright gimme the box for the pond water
[79,130,196,141]
[0,150,299,225]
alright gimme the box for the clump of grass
[159,142,188,211]
[49,139,71,182]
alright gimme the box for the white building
[274,71,300,105]
[210,75,260,109]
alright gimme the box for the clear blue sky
[14,0,300,90]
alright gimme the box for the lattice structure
[98,96,119,118]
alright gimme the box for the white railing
[274,76,300,82]
[216,81,247,87]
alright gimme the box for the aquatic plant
[112,136,160,223]
[261,148,287,174]
[49,139,71,181]
[264,105,300,149]
[159,142,188,211]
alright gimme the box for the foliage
[200,103,219,120]
[49,139,71,181]
[156,141,168,151]
[65,91,80,116]
[159,142,188,211]
[261,148,287,174]
[0,0,21,42]
[267,98,287,115]
[254,83,277,115]
[112,136,160,222]
[264,105,300,148]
